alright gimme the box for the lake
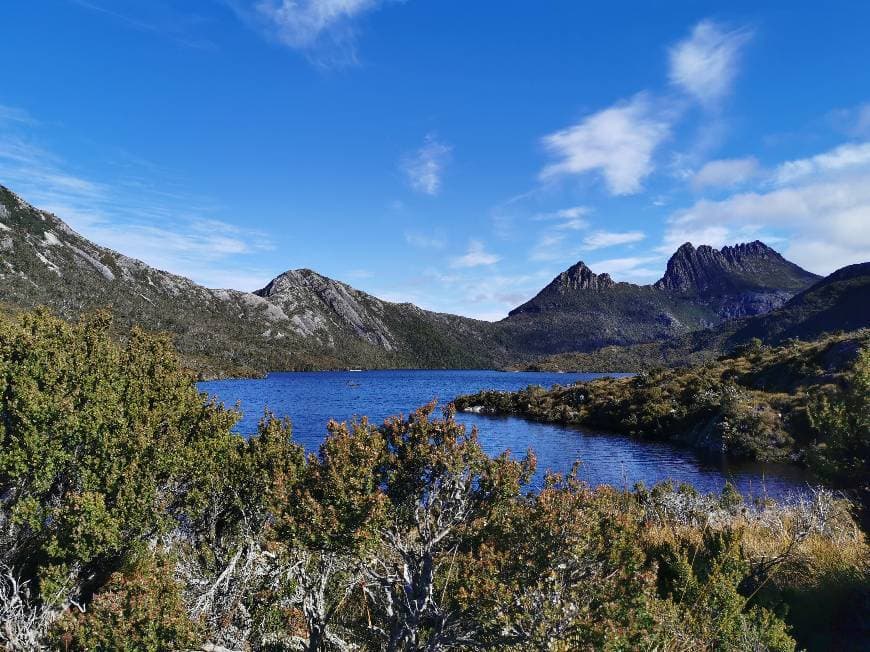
[199,369,816,499]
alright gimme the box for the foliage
[807,345,870,528]
[54,551,202,652]
[0,310,867,651]
[457,331,869,463]
[807,346,870,488]
[0,309,238,605]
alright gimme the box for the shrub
[54,551,201,651]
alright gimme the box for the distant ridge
[0,183,837,375]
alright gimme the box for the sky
[1,1,869,320]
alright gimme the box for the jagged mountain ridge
[0,184,828,374]
[654,241,819,317]
[512,241,818,318]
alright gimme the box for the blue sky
[1,1,869,319]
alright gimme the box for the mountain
[725,261,870,346]
[521,262,870,372]
[0,185,502,375]
[252,268,504,369]
[653,241,819,318]
[499,242,819,356]
[0,183,833,375]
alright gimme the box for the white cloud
[533,205,590,230]
[586,255,663,281]
[402,134,451,196]
[692,157,759,190]
[450,240,500,268]
[411,267,553,320]
[540,94,671,195]
[668,20,752,106]
[404,230,445,249]
[251,0,379,52]
[529,232,567,262]
[666,166,870,274]
[773,142,870,185]
[582,230,645,250]
[656,225,731,254]
[828,102,870,138]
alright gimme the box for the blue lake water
[199,369,816,499]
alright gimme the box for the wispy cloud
[404,229,446,249]
[402,134,451,196]
[586,255,663,281]
[539,94,671,195]
[529,232,568,262]
[582,230,645,250]
[0,105,38,126]
[827,102,870,138]
[772,141,870,185]
[0,105,274,290]
[233,0,394,66]
[527,206,592,261]
[533,205,590,230]
[450,240,499,268]
[668,20,753,106]
[408,267,553,320]
[71,0,216,50]
[691,156,759,190]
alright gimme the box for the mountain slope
[0,185,503,374]
[253,268,505,368]
[725,262,870,346]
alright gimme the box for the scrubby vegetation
[0,311,867,650]
[458,331,868,464]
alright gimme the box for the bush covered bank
[0,311,867,650]
[457,331,867,467]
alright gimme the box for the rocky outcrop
[255,269,396,350]
[654,241,820,318]
[553,262,616,292]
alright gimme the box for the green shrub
[54,551,202,651]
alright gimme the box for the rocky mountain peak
[508,260,616,316]
[557,261,616,292]
[255,267,398,351]
[654,240,812,295]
